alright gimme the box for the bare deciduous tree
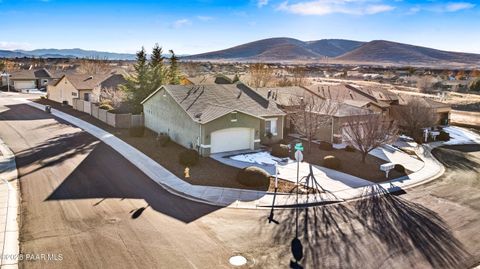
[392,98,437,142]
[416,76,435,93]
[343,113,398,163]
[95,87,125,108]
[288,66,307,86]
[249,63,273,88]
[77,57,110,75]
[288,95,338,152]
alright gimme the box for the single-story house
[141,83,286,156]
[396,93,451,125]
[47,71,126,105]
[1,68,55,90]
[304,83,391,115]
[257,86,377,143]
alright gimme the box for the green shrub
[129,126,145,137]
[179,149,199,166]
[344,145,356,152]
[271,144,290,158]
[394,164,406,174]
[319,141,333,151]
[236,166,270,188]
[437,131,450,141]
[323,155,341,170]
[99,103,114,111]
[157,134,170,147]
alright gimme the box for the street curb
[22,99,457,209]
[0,139,19,269]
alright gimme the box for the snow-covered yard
[444,126,480,145]
[230,151,292,166]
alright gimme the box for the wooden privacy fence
[450,110,480,127]
[72,99,144,128]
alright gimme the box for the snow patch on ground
[333,143,347,149]
[230,151,290,166]
[444,126,480,145]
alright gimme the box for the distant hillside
[305,39,365,57]
[0,50,28,58]
[0,48,136,60]
[336,40,480,65]
[185,37,363,61]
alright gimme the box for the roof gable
[143,83,285,124]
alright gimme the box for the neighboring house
[304,83,398,120]
[47,72,126,105]
[183,74,237,85]
[258,86,376,143]
[141,83,286,156]
[396,94,452,125]
[1,68,55,90]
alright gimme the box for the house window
[230,112,238,122]
[265,118,278,136]
[72,92,77,97]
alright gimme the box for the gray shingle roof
[9,68,52,79]
[147,83,285,123]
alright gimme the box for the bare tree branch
[288,95,338,152]
[343,113,398,162]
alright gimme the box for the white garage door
[14,80,36,90]
[211,128,253,154]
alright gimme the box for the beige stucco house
[47,72,126,105]
[142,83,286,156]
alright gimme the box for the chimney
[267,90,272,99]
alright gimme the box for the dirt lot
[34,98,299,192]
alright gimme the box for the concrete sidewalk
[5,96,453,208]
[0,138,19,269]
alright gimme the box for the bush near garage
[323,155,342,170]
[437,130,450,141]
[319,141,333,151]
[236,166,270,188]
[394,164,406,174]
[157,133,171,147]
[271,144,290,158]
[344,145,356,152]
[129,126,145,137]
[179,149,200,166]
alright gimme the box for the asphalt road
[0,94,479,269]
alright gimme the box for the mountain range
[1,38,480,66]
[0,48,136,60]
[185,38,480,66]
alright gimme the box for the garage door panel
[14,80,36,90]
[211,128,253,154]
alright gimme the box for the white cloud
[0,41,32,50]
[445,2,475,12]
[197,15,213,21]
[277,0,395,16]
[171,19,191,29]
[408,2,475,14]
[258,0,269,8]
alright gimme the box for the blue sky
[0,0,479,54]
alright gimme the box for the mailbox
[380,162,395,178]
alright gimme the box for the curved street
[0,95,479,268]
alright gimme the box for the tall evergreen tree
[168,50,180,84]
[150,43,166,90]
[121,47,149,113]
